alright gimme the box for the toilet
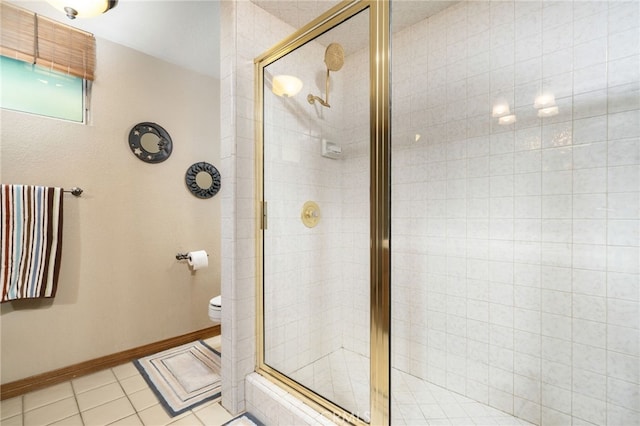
[208,295,221,324]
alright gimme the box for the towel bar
[63,187,83,197]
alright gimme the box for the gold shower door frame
[254,0,390,424]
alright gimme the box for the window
[0,2,95,123]
[1,56,85,122]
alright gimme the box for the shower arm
[307,68,331,108]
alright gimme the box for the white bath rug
[134,340,221,416]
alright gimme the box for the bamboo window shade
[0,2,96,80]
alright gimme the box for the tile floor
[290,348,371,422]
[3,339,536,426]
[0,336,235,426]
[391,370,535,426]
[290,348,534,426]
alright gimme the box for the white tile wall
[391,1,640,425]
[339,39,371,359]
[220,0,293,414]
[262,37,345,375]
[221,0,370,417]
[224,0,639,424]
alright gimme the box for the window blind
[0,2,96,80]
[0,2,35,63]
[36,15,96,80]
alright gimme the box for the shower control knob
[301,201,321,228]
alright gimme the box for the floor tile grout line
[70,382,84,426]
[111,365,146,426]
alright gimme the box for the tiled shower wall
[263,41,346,374]
[338,36,372,358]
[262,9,373,373]
[220,0,288,414]
[391,1,639,425]
[223,0,639,423]
[221,1,368,412]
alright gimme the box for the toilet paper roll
[187,250,208,270]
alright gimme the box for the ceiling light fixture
[46,0,118,19]
[272,75,303,98]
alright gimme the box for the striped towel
[1,185,63,302]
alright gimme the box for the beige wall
[0,38,221,384]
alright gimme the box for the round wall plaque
[185,162,221,199]
[128,122,173,163]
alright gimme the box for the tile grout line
[69,379,85,426]
[111,365,145,426]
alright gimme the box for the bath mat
[134,340,221,417]
[222,412,265,426]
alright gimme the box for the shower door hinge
[261,201,268,230]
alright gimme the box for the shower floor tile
[289,348,534,425]
[290,348,372,422]
[392,369,535,426]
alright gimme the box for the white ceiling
[8,0,221,78]
[251,0,456,56]
[8,1,457,80]
[252,0,457,40]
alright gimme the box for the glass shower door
[258,5,373,422]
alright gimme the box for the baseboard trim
[0,325,220,400]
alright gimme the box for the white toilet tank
[209,295,221,324]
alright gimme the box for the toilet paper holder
[176,252,209,260]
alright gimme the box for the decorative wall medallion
[301,201,321,228]
[185,162,221,199]
[128,122,173,163]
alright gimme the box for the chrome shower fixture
[307,43,344,108]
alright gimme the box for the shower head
[324,43,344,72]
[308,42,345,108]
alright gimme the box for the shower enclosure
[254,0,640,424]
[256,2,388,423]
